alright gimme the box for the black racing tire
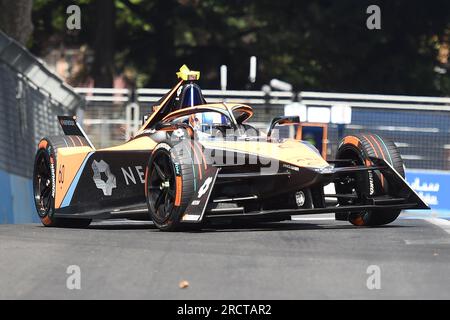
[335,133,405,227]
[146,139,205,231]
[33,136,92,228]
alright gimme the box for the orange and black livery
[33,65,428,231]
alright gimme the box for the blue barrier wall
[0,169,38,224]
[0,168,449,223]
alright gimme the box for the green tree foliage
[30,0,449,95]
[0,0,34,44]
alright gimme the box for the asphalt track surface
[0,214,449,299]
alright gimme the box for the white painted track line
[290,214,450,237]
[422,217,450,235]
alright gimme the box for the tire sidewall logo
[49,154,56,199]
[368,170,375,195]
[45,145,56,199]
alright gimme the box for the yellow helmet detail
[176,65,200,81]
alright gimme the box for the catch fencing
[0,30,82,179]
[0,30,82,223]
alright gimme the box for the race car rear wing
[57,115,95,149]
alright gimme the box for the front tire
[146,140,203,231]
[335,133,405,226]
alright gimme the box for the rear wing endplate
[57,116,95,150]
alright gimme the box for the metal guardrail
[74,87,294,105]
[299,91,450,111]
[77,86,450,110]
[74,87,129,102]
[138,88,293,105]
[300,91,450,103]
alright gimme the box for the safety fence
[0,31,82,178]
[0,30,82,223]
[299,92,450,171]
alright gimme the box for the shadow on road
[40,219,410,233]
[88,222,156,230]
[192,221,409,234]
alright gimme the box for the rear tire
[335,133,405,226]
[33,137,91,228]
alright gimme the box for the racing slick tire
[33,136,92,228]
[335,133,405,227]
[146,138,205,231]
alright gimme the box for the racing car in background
[33,65,428,231]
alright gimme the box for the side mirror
[267,116,300,138]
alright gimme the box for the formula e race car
[33,65,429,231]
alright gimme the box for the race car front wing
[181,157,429,223]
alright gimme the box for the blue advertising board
[405,169,450,217]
